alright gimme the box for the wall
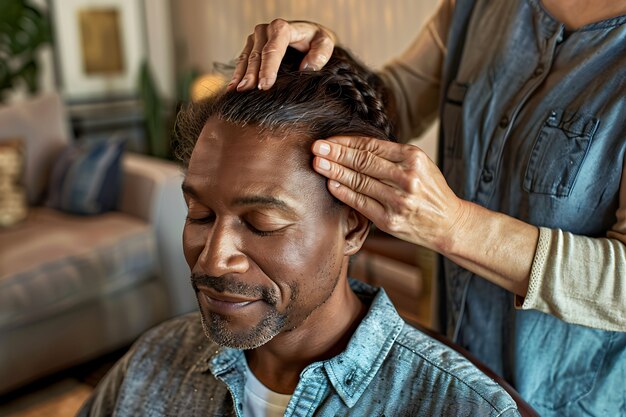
[170,0,441,159]
[7,0,176,103]
[9,1,442,158]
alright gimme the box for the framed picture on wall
[50,0,145,102]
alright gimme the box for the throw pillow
[0,139,28,227]
[46,138,125,215]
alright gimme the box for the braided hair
[175,46,396,166]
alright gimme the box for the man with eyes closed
[182,118,369,374]
[77,47,520,417]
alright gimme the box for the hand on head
[228,19,337,91]
[229,19,463,253]
[311,137,465,253]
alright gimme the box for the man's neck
[244,276,367,395]
[541,0,626,30]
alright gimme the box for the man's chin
[199,311,284,350]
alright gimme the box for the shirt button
[548,110,558,123]
[499,116,509,128]
[482,170,493,183]
[533,64,544,77]
[557,33,564,44]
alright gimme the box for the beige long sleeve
[377,0,454,143]
[519,158,626,332]
[380,0,626,331]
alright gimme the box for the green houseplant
[139,61,200,160]
[0,0,50,102]
[139,61,169,159]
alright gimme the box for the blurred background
[0,0,439,415]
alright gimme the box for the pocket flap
[546,110,599,137]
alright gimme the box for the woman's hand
[229,19,336,92]
[311,136,466,252]
[312,136,539,296]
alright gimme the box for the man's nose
[197,222,250,277]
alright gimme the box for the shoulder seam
[394,326,517,413]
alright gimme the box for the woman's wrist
[436,200,538,296]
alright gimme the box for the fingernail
[227,80,237,90]
[318,158,331,170]
[237,77,249,90]
[316,142,331,155]
[302,63,318,71]
[258,78,269,90]
[330,180,340,188]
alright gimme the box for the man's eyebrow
[232,196,293,211]
[181,182,199,198]
[182,185,296,213]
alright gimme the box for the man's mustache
[190,273,278,306]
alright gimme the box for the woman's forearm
[439,200,539,296]
[442,202,626,331]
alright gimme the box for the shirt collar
[322,280,404,407]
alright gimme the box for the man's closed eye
[244,212,294,236]
[186,213,215,224]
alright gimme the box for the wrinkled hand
[228,19,336,91]
[312,137,468,252]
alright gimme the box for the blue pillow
[46,138,125,215]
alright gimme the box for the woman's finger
[317,137,410,163]
[228,35,254,91]
[313,149,406,191]
[231,20,336,91]
[236,24,269,91]
[313,139,423,192]
[326,179,387,225]
[258,19,300,90]
[297,25,335,71]
[314,156,401,200]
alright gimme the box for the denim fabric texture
[438,0,626,415]
[78,280,520,416]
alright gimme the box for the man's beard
[191,274,289,350]
[200,307,287,350]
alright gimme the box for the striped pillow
[46,138,125,215]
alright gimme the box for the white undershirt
[243,361,292,417]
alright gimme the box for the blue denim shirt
[78,280,520,416]
[438,0,626,415]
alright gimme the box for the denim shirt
[438,0,626,415]
[78,280,520,416]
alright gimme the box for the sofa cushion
[0,94,70,205]
[46,138,125,215]
[0,207,158,329]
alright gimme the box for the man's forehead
[184,117,330,207]
[189,118,308,169]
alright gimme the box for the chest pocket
[523,110,599,197]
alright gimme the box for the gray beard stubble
[191,274,292,349]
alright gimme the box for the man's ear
[343,208,371,256]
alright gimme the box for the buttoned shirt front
[78,280,520,416]
[380,1,626,415]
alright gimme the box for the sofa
[0,94,196,394]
